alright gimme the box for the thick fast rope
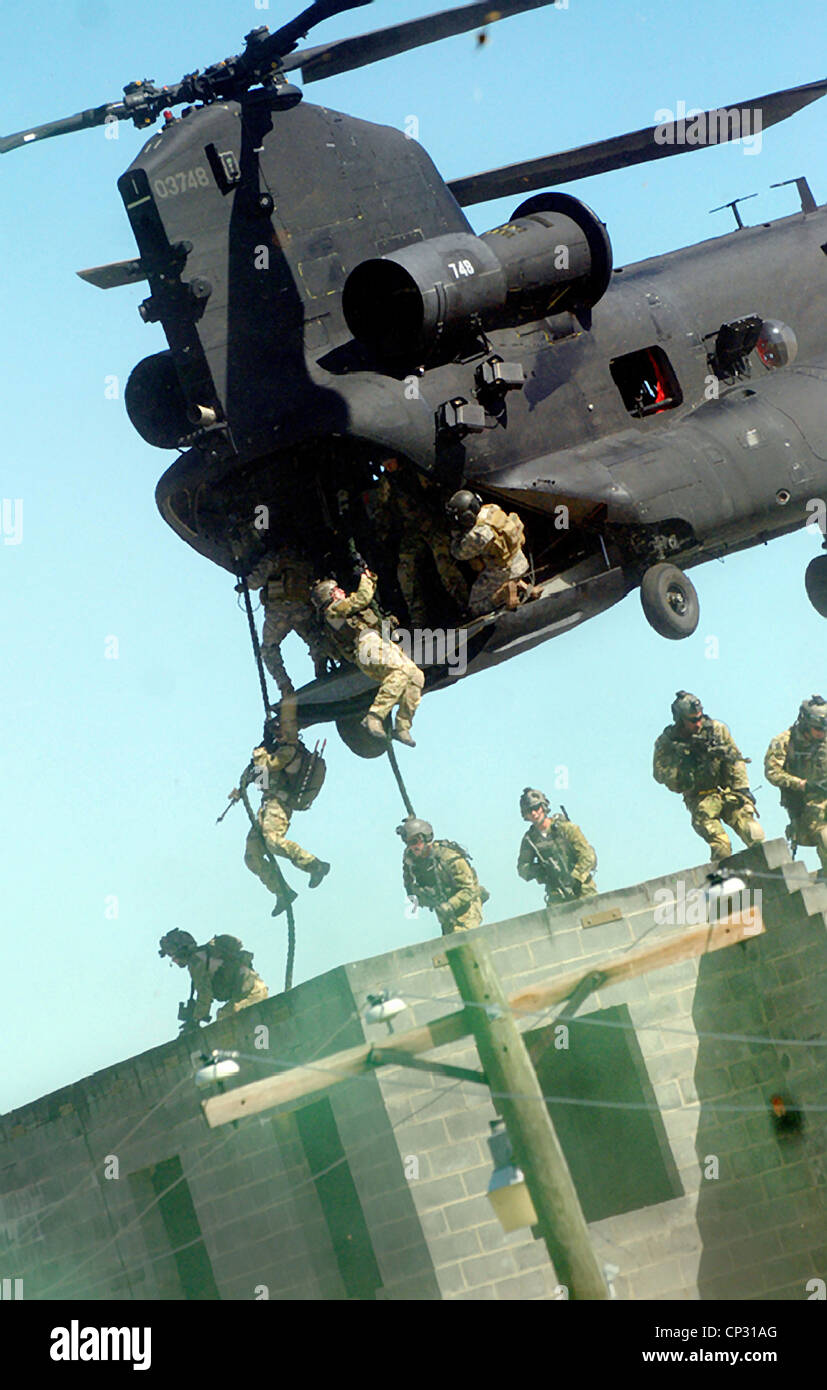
[239,780,296,993]
[237,571,272,716]
[386,739,415,817]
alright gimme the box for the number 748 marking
[447,259,475,278]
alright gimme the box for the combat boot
[307,859,331,889]
[392,726,416,747]
[361,713,387,741]
[271,885,299,917]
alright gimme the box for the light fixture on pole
[486,1118,538,1232]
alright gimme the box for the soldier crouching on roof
[653,691,764,862]
[765,695,827,872]
[159,930,268,1030]
[398,816,489,934]
[517,788,597,904]
[230,698,330,917]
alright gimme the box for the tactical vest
[780,728,827,809]
[281,742,326,811]
[264,553,314,605]
[199,937,255,1001]
[478,504,525,567]
[669,719,732,791]
[525,817,575,878]
[261,741,326,810]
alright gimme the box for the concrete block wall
[2,838,827,1300]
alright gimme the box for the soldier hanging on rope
[312,562,425,747]
[242,543,332,697]
[398,816,489,934]
[227,698,330,917]
[516,788,598,904]
[653,691,764,862]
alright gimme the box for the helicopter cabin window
[610,346,683,417]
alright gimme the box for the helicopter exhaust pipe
[188,404,218,427]
[343,192,611,364]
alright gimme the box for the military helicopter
[5,0,827,758]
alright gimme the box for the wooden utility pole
[446,937,608,1301]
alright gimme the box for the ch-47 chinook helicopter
[5,0,827,756]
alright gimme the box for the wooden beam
[203,907,762,1128]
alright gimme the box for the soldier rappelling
[158,930,268,1031]
[229,699,330,917]
[312,565,425,747]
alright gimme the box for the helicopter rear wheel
[805,555,827,617]
[640,563,699,640]
[336,714,389,759]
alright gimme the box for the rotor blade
[76,259,147,290]
[447,77,827,206]
[281,0,559,83]
[0,102,127,155]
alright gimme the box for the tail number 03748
[154,168,210,197]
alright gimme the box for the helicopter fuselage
[112,94,827,729]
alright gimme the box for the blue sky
[1,0,826,1113]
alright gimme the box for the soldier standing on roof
[517,789,598,904]
[653,691,764,862]
[765,695,827,872]
[230,698,330,917]
[158,930,268,1030]
[398,816,488,934]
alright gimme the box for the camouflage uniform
[394,480,469,625]
[765,726,827,870]
[182,939,268,1023]
[244,702,326,894]
[246,548,328,696]
[451,503,528,616]
[403,840,488,934]
[323,571,424,738]
[517,816,598,904]
[653,716,765,860]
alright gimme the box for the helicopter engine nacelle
[342,192,612,363]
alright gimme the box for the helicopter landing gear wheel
[805,555,827,617]
[640,563,699,640]
[336,714,389,759]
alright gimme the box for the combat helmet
[520,787,550,818]
[311,578,338,611]
[671,691,703,723]
[797,695,827,732]
[396,816,434,844]
[159,929,196,959]
[446,489,482,529]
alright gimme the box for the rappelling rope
[237,571,273,716]
[385,739,416,818]
[238,776,296,993]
